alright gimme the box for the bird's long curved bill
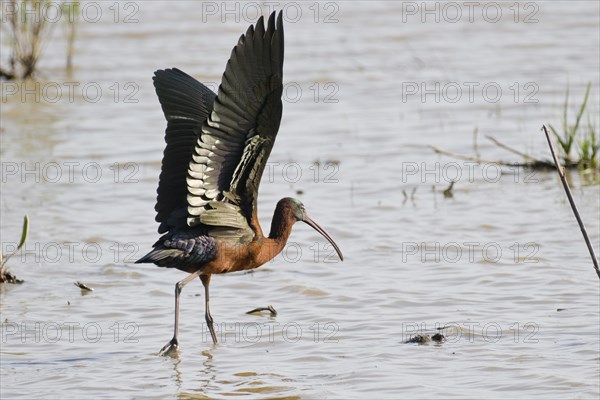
[303,216,344,261]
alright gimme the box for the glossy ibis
[136,11,344,355]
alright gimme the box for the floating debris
[74,281,94,291]
[405,333,446,345]
[431,333,446,343]
[0,272,23,284]
[246,305,277,316]
[405,334,431,344]
[443,181,455,198]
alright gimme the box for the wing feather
[152,68,217,233]
[186,11,285,235]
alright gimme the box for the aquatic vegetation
[0,0,79,79]
[576,119,598,170]
[548,82,598,170]
[0,215,29,284]
[431,83,599,173]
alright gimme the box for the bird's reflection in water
[167,349,216,397]
[168,348,301,399]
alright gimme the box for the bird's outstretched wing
[186,11,284,237]
[153,68,217,234]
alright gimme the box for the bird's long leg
[159,270,201,356]
[200,274,218,344]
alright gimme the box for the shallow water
[1,1,599,399]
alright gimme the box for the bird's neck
[269,204,294,241]
[257,205,294,263]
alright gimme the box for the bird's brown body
[178,210,291,275]
[136,12,343,355]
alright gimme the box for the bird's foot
[206,321,218,345]
[209,329,218,345]
[158,337,179,356]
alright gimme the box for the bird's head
[278,197,344,261]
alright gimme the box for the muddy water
[1,1,599,399]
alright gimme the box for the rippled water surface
[1,1,599,399]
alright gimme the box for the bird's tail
[135,248,179,265]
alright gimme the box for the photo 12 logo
[199,1,340,23]
[400,2,540,24]
[200,81,340,104]
[1,81,140,104]
[1,321,139,344]
[400,162,539,185]
[402,321,540,343]
[1,162,140,184]
[1,241,139,265]
[401,81,539,104]
[198,321,340,343]
[0,1,140,24]
[401,241,540,264]
[263,161,340,184]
